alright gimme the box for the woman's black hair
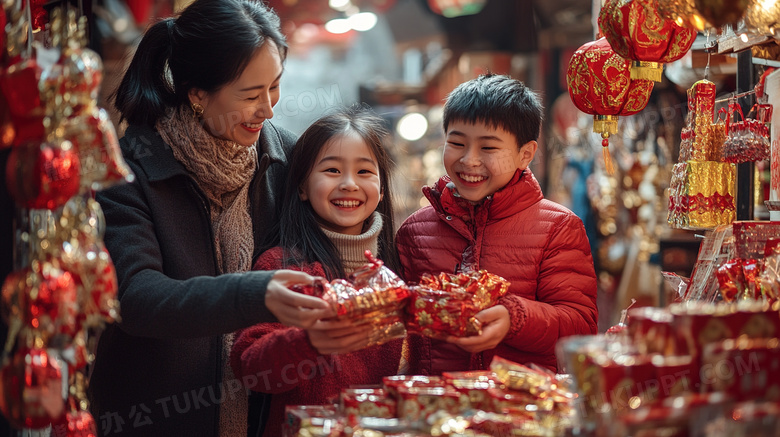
[113,0,288,126]
[262,104,399,280]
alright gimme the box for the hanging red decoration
[5,139,81,210]
[566,37,654,174]
[599,0,697,82]
[0,346,65,429]
[0,59,46,145]
[58,409,98,437]
[30,0,48,31]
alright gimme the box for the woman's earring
[191,102,204,119]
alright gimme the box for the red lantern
[0,59,45,120]
[53,409,97,437]
[567,37,654,174]
[599,0,697,82]
[0,346,65,429]
[26,263,80,339]
[5,139,81,210]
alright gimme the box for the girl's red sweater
[230,247,402,437]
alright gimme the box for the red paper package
[405,270,509,339]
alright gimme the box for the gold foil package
[667,161,736,230]
[290,252,409,346]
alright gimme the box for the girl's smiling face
[300,132,382,235]
[189,41,283,147]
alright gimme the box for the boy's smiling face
[442,120,537,202]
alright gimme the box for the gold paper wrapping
[668,161,736,229]
[490,356,552,396]
[680,80,717,162]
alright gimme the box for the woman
[88,1,333,435]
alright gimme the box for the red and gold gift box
[596,355,657,412]
[395,385,463,424]
[405,271,509,340]
[381,375,443,401]
[668,160,736,230]
[651,355,697,400]
[701,338,780,401]
[442,371,500,412]
[489,356,553,396]
[627,307,674,356]
[282,405,344,437]
[670,301,780,358]
[487,387,549,417]
[669,302,738,357]
[733,221,780,261]
[339,388,395,427]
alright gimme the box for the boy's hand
[265,270,336,329]
[446,305,510,353]
[306,319,370,355]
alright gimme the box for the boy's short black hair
[443,73,544,148]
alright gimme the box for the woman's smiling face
[189,41,283,147]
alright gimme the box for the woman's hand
[265,270,335,329]
[306,319,370,355]
[446,305,510,353]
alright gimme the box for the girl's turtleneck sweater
[320,212,382,275]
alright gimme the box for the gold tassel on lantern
[594,115,618,175]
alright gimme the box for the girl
[230,104,402,437]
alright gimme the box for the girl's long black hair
[262,104,399,279]
[113,0,288,126]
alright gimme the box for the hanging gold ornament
[694,0,753,28]
[656,0,709,30]
[744,0,780,35]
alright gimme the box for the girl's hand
[265,270,335,329]
[306,319,369,355]
[446,305,510,353]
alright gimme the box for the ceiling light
[329,0,351,11]
[347,12,377,31]
[397,113,428,141]
[325,18,351,34]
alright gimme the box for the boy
[395,74,597,374]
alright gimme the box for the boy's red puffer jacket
[395,169,597,374]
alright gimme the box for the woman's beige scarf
[157,105,257,437]
[157,105,257,274]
